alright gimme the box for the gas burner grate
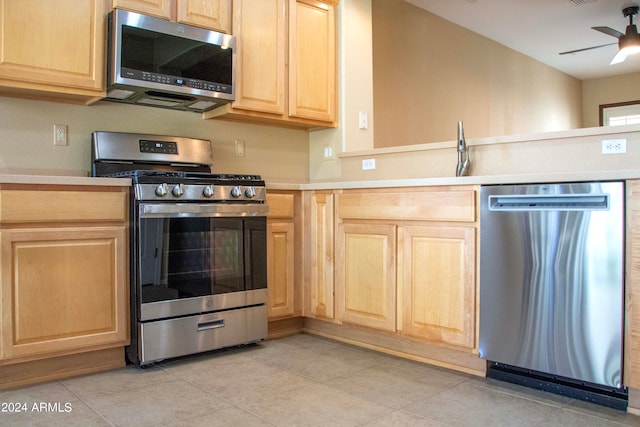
[104,170,263,182]
[104,170,187,178]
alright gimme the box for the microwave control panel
[121,68,232,94]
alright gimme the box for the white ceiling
[405,0,640,80]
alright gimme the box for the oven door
[135,202,268,321]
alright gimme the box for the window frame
[600,100,640,126]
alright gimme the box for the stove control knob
[172,184,184,197]
[231,186,242,198]
[155,183,169,197]
[203,185,214,198]
[245,187,256,198]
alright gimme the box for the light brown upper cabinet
[0,0,108,103]
[113,0,232,33]
[204,0,338,130]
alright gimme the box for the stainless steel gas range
[92,131,268,366]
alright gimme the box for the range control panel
[139,140,179,155]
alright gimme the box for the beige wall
[309,0,375,182]
[582,72,640,128]
[0,97,309,183]
[371,0,583,148]
[309,0,639,184]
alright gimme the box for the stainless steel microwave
[106,9,236,112]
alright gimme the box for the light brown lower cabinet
[336,222,397,332]
[266,191,302,323]
[304,186,484,375]
[332,186,478,350]
[398,225,476,349]
[267,221,295,318]
[0,184,129,388]
[304,191,334,319]
[625,180,640,413]
[1,226,128,359]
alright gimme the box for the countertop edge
[266,170,640,191]
[0,175,132,187]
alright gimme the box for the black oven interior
[138,216,266,304]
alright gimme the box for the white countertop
[4,169,640,192]
[0,174,131,187]
[266,169,640,191]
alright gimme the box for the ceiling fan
[559,5,640,65]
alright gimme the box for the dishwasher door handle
[488,194,609,211]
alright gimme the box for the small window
[600,101,640,126]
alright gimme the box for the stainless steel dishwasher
[479,181,626,408]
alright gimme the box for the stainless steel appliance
[106,9,236,112]
[92,132,267,366]
[479,181,626,408]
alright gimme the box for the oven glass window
[138,217,265,303]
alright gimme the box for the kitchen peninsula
[267,124,640,415]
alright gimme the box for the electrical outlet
[602,139,626,154]
[53,124,68,146]
[362,158,375,170]
[235,140,245,157]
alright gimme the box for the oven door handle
[139,203,268,218]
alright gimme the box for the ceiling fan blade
[592,26,624,38]
[610,49,628,64]
[559,42,617,55]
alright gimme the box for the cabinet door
[177,0,231,32]
[112,0,172,18]
[288,0,336,123]
[399,226,476,349]
[625,180,640,389]
[267,221,295,318]
[0,227,128,360]
[231,0,286,114]
[336,223,396,331]
[306,192,334,319]
[0,0,106,94]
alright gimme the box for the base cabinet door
[399,225,476,349]
[336,223,396,332]
[1,226,128,360]
[305,191,334,319]
[267,221,295,318]
[266,191,300,320]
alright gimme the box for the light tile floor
[0,333,639,426]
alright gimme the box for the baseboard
[0,347,125,390]
[303,317,485,377]
[268,317,304,339]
